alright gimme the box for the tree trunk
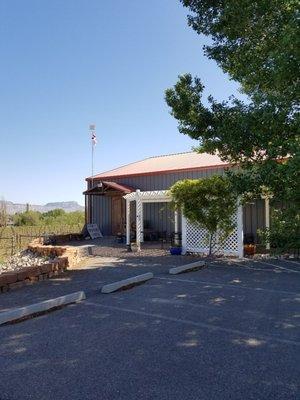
[208,232,214,256]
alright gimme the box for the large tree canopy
[165,0,299,205]
[181,0,299,107]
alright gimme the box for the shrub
[259,207,300,253]
[170,176,238,255]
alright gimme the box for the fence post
[11,236,15,256]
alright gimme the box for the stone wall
[0,235,84,294]
[0,257,68,293]
[28,238,82,267]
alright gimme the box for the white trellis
[123,190,178,250]
[123,190,244,257]
[182,204,244,258]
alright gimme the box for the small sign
[87,223,103,239]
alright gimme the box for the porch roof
[83,181,135,196]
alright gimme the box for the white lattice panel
[136,197,143,244]
[183,206,243,257]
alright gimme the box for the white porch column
[181,212,187,255]
[174,210,179,233]
[136,190,142,251]
[265,197,270,250]
[126,199,131,246]
[140,201,144,243]
[237,203,244,258]
[174,209,179,245]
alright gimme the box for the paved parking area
[0,257,299,400]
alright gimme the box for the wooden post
[84,195,87,224]
[11,236,15,256]
[89,195,93,224]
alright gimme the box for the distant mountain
[2,201,84,215]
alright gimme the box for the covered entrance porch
[83,181,134,235]
[123,190,180,251]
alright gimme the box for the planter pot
[170,247,182,256]
[244,244,256,256]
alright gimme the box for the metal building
[84,152,266,243]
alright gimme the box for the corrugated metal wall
[90,195,112,235]
[87,167,265,241]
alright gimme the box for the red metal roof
[86,152,229,181]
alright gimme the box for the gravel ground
[70,238,204,266]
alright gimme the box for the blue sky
[0,0,243,205]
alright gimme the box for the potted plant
[244,243,256,256]
[170,243,182,255]
[243,234,256,256]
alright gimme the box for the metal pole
[89,124,96,225]
[89,124,96,189]
[91,141,94,189]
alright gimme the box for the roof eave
[85,163,231,181]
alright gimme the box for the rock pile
[0,250,50,275]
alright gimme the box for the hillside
[2,201,84,215]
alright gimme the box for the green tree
[13,208,85,227]
[0,199,8,227]
[180,0,298,107]
[166,73,299,204]
[170,176,237,255]
[63,211,85,225]
[14,210,41,226]
[43,209,65,218]
[165,1,299,246]
[40,209,85,226]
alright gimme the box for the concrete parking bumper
[0,291,86,326]
[169,260,206,275]
[101,272,154,293]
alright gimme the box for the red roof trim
[102,181,135,193]
[86,164,231,181]
[83,181,135,195]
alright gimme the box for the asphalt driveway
[0,257,299,400]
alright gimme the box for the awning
[83,181,135,196]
